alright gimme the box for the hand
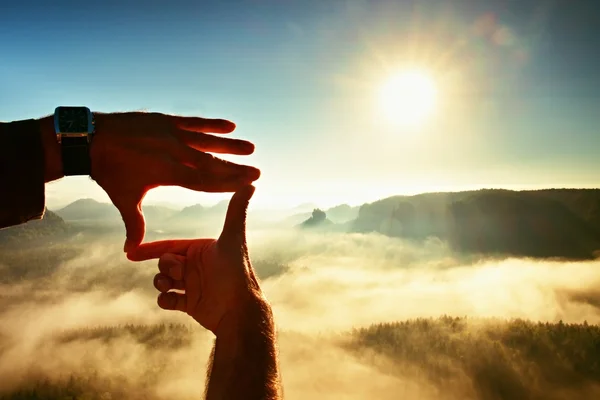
[126,185,264,335]
[40,112,260,251]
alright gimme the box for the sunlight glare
[379,70,438,127]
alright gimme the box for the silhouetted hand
[40,112,260,252]
[126,185,264,335]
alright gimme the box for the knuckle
[148,111,165,120]
[195,153,216,170]
[202,152,216,163]
[144,112,173,132]
[159,253,178,266]
[157,254,172,271]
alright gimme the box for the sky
[1,0,600,210]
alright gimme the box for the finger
[219,185,255,246]
[171,116,236,134]
[154,273,185,293]
[157,292,187,312]
[173,129,255,155]
[113,196,146,252]
[187,175,258,193]
[162,163,259,193]
[175,146,261,180]
[158,253,186,280]
[169,262,185,281]
[127,239,196,261]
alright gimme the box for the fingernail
[246,167,261,180]
[241,184,256,198]
[243,142,255,152]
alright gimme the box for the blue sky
[2,0,599,209]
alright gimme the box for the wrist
[38,116,64,183]
[207,293,281,400]
[215,294,274,339]
[89,112,109,181]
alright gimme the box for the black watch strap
[61,136,92,176]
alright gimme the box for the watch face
[57,107,89,133]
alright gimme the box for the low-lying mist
[251,231,600,331]
[1,228,600,399]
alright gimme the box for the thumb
[115,197,146,252]
[219,184,255,246]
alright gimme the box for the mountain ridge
[0,209,70,246]
[36,188,600,260]
[352,188,600,260]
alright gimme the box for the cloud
[258,231,600,332]
[2,229,600,398]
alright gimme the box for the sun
[379,69,438,127]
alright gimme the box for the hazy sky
[2,0,599,209]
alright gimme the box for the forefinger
[127,239,196,261]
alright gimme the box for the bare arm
[128,186,283,400]
[1,112,260,245]
[206,298,281,400]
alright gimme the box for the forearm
[0,119,53,228]
[38,116,64,183]
[205,297,282,400]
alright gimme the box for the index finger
[171,116,236,134]
[127,239,197,261]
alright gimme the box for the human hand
[40,112,260,252]
[126,185,266,335]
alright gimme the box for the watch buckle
[56,133,92,144]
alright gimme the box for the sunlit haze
[2,0,600,209]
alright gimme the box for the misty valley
[1,188,600,400]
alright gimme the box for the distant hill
[167,201,229,226]
[56,198,119,221]
[352,189,600,260]
[290,202,319,214]
[170,204,206,222]
[143,205,179,223]
[0,209,70,245]
[326,204,359,223]
[210,199,230,214]
[55,198,357,231]
[159,200,237,237]
[298,209,334,229]
[285,204,359,226]
[56,198,178,225]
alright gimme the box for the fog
[1,228,600,399]
[256,232,600,331]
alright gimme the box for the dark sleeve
[0,119,46,229]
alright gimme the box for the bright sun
[379,69,438,127]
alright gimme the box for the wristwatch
[54,106,95,176]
